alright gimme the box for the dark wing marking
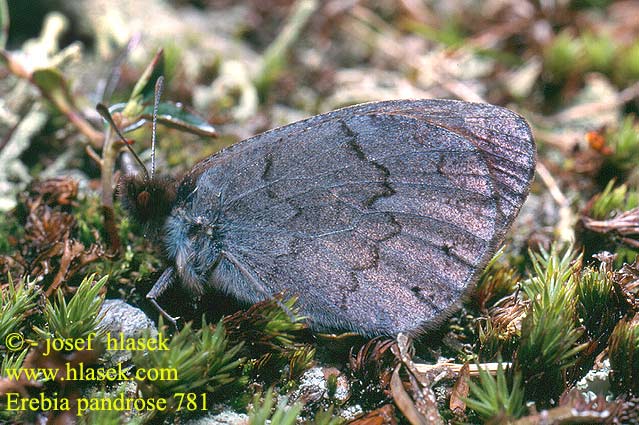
[182,99,535,336]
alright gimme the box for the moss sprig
[475,248,520,311]
[608,314,639,395]
[517,246,588,404]
[132,317,245,417]
[248,388,303,425]
[465,361,526,421]
[589,180,639,220]
[602,116,639,175]
[0,345,28,377]
[543,31,585,83]
[224,296,314,383]
[577,265,625,342]
[32,274,107,341]
[0,274,38,345]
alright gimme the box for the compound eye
[137,190,151,210]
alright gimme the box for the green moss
[615,39,639,85]
[407,20,468,48]
[543,31,584,82]
[0,210,23,254]
[248,388,303,425]
[224,296,314,384]
[605,115,639,174]
[0,274,38,345]
[478,314,520,361]
[590,180,639,220]
[576,266,625,342]
[32,274,108,341]
[475,249,520,311]
[517,246,588,403]
[583,179,639,265]
[132,317,245,418]
[75,195,163,296]
[609,315,639,395]
[465,361,526,421]
[581,32,616,74]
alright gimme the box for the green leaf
[122,48,164,117]
[139,102,217,137]
[132,317,245,411]
[608,315,639,395]
[518,245,588,404]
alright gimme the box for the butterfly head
[119,173,177,227]
[97,77,177,230]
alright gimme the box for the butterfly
[101,86,535,337]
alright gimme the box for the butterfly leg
[147,266,181,328]
[221,250,297,322]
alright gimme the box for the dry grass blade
[389,334,443,425]
[390,366,428,425]
[583,208,639,248]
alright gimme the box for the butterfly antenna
[151,76,164,179]
[96,103,150,182]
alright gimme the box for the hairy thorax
[163,201,225,296]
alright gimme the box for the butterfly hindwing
[169,99,535,336]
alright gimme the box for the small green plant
[287,345,316,381]
[582,179,639,264]
[615,39,639,85]
[0,274,38,345]
[75,195,163,293]
[0,346,28,377]
[576,266,624,342]
[517,246,588,403]
[465,361,526,421]
[0,211,22,254]
[224,296,313,383]
[608,314,639,395]
[604,115,639,174]
[589,180,639,220]
[477,314,521,360]
[313,405,344,425]
[248,388,303,425]
[543,31,584,82]
[475,249,520,311]
[133,317,245,415]
[581,31,616,75]
[32,274,108,341]
[260,296,308,350]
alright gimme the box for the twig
[511,405,610,424]
[415,362,511,377]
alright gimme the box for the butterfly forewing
[174,99,535,336]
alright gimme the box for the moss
[32,274,108,341]
[465,361,526,421]
[609,315,639,396]
[517,246,588,404]
[543,31,584,83]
